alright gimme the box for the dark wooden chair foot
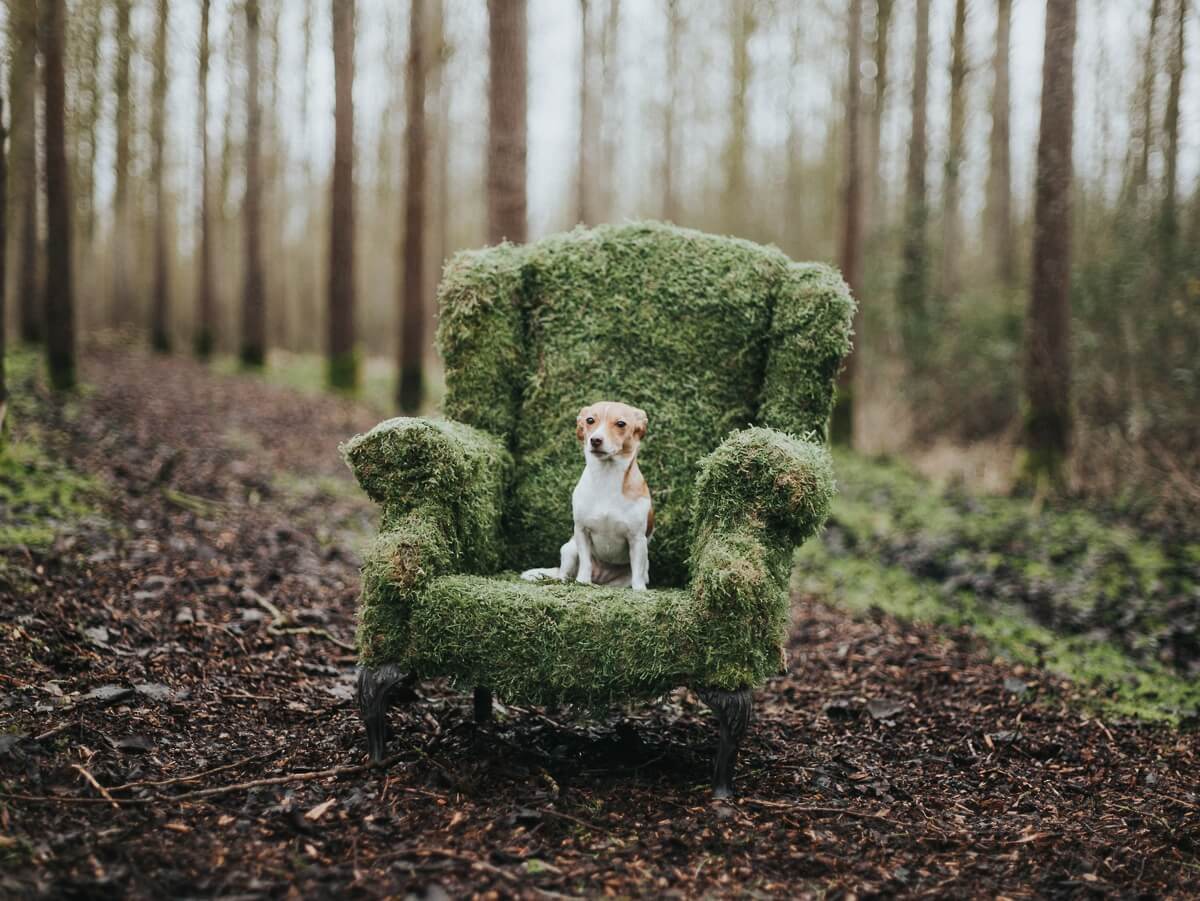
[357,665,412,762]
[700,688,753,798]
[473,686,493,723]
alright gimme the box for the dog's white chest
[573,474,642,564]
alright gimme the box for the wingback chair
[343,222,854,797]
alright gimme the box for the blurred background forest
[2,0,1198,514]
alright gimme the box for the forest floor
[2,345,1198,899]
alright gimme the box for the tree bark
[1023,0,1077,490]
[487,0,528,244]
[833,0,863,445]
[985,0,1014,284]
[724,0,754,236]
[599,0,621,219]
[661,0,681,222]
[9,0,41,343]
[1134,0,1162,194]
[1160,0,1187,252]
[77,0,103,245]
[940,0,967,299]
[150,0,171,352]
[577,0,595,225]
[897,0,931,368]
[113,0,133,326]
[865,0,893,228]
[196,0,215,357]
[240,0,266,368]
[41,0,76,390]
[328,0,358,390]
[399,0,427,411]
[1,89,7,427]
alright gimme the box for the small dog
[521,401,654,591]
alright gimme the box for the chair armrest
[340,417,512,575]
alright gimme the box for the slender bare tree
[42,0,75,390]
[1023,0,1077,489]
[150,0,171,352]
[985,0,1015,284]
[866,0,894,227]
[0,88,7,430]
[577,0,595,225]
[328,0,358,390]
[661,0,682,222]
[195,0,216,357]
[1161,0,1187,253]
[897,0,931,367]
[9,0,41,343]
[599,0,621,219]
[833,0,863,444]
[487,0,528,244]
[725,0,755,236]
[941,0,968,299]
[113,0,133,326]
[241,0,266,367]
[76,0,103,245]
[1134,0,1163,194]
[399,0,427,411]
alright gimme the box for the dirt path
[2,349,1197,899]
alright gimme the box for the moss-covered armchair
[343,222,854,797]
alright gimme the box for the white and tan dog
[521,401,654,590]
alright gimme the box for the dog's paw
[520,568,558,583]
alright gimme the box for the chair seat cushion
[360,573,706,707]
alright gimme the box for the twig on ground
[740,797,904,826]
[71,764,120,809]
[540,807,612,835]
[249,590,356,652]
[107,749,282,791]
[167,754,404,802]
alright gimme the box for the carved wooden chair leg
[357,665,412,763]
[700,688,753,799]
[473,686,493,724]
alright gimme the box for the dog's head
[576,401,648,461]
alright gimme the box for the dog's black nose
[590,436,603,448]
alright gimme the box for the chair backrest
[436,222,853,586]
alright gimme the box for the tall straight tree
[985,0,1014,284]
[897,0,931,368]
[150,0,171,352]
[112,0,133,325]
[940,0,968,299]
[1023,0,1077,489]
[866,0,894,226]
[399,0,427,412]
[9,0,41,343]
[1134,0,1163,194]
[661,0,682,222]
[487,0,528,244]
[241,0,266,368]
[833,0,863,445]
[328,0,358,390]
[1160,0,1187,255]
[41,0,75,390]
[724,0,755,236]
[576,0,595,225]
[76,0,103,244]
[195,0,215,357]
[0,89,7,430]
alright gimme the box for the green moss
[327,348,361,393]
[346,222,854,703]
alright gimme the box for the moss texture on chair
[343,222,854,796]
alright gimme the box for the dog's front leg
[559,539,579,581]
[628,532,649,591]
[573,526,594,585]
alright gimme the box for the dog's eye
[586,417,595,425]
[616,420,626,428]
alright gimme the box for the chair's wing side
[435,244,529,442]
[687,428,836,689]
[759,262,856,443]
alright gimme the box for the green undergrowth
[210,350,444,416]
[798,451,1200,724]
[0,349,105,554]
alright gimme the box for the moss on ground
[799,450,1200,723]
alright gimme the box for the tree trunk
[1134,0,1162,194]
[150,0,171,352]
[1023,0,1077,490]
[1160,0,1187,256]
[599,0,621,219]
[940,0,967,299]
[0,89,7,429]
[196,0,215,357]
[41,0,75,390]
[866,0,893,227]
[985,0,1014,284]
[241,0,266,368]
[833,0,863,445]
[426,0,449,339]
[328,0,358,390]
[897,0,930,368]
[724,0,754,236]
[399,0,427,412]
[487,0,528,245]
[113,0,133,326]
[77,0,103,245]
[577,0,594,225]
[9,0,41,343]
[661,0,681,222]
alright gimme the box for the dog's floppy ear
[576,406,591,442]
[633,407,648,438]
